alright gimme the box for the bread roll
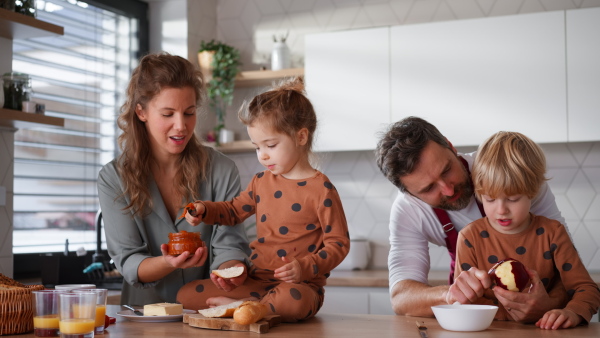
[233,301,268,325]
[198,301,244,318]
[212,266,244,279]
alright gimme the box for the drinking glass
[32,290,66,337]
[54,284,95,291]
[74,289,107,334]
[58,292,96,338]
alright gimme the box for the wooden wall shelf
[235,68,304,88]
[0,108,65,129]
[0,8,64,39]
[205,140,255,153]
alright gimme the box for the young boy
[454,131,600,329]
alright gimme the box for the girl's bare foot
[206,296,258,307]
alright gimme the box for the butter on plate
[143,303,183,316]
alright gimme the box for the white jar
[271,42,290,71]
[218,129,235,144]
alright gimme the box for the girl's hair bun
[276,76,305,95]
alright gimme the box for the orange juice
[58,318,95,334]
[34,315,59,329]
[94,305,106,334]
[71,304,95,318]
[33,314,59,337]
[95,305,106,326]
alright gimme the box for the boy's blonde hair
[472,131,547,200]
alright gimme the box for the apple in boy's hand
[488,258,530,292]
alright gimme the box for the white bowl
[431,304,498,331]
[54,284,96,290]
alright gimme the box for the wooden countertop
[5,305,599,337]
[328,269,600,288]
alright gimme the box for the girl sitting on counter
[177,77,350,322]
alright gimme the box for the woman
[97,52,250,306]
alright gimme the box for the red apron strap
[433,156,485,285]
[433,207,458,285]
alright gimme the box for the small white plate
[117,309,196,322]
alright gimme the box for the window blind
[12,0,140,254]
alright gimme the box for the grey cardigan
[97,148,250,306]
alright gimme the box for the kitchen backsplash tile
[432,0,458,22]
[585,167,600,191]
[574,225,597,265]
[585,142,600,165]
[547,168,579,193]
[446,0,485,19]
[567,142,594,165]
[363,3,401,27]
[567,171,596,218]
[490,0,529,16]
[586,197,600,220]
[542,143,578,167]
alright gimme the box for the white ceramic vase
[271,42,291,71]
[219,129,235,144]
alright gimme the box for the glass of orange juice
[74,289,107,334]
[58,292,96,338]
[33,290,66,337]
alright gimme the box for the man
[375,116,567,322]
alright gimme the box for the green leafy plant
[199,40,241,142]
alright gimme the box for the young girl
[454,131,600,329]
[176,77,350,322]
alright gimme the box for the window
[12,0,147,254]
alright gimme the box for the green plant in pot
[198,40,241,145]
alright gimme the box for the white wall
[146,0,189,57]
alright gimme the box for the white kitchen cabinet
[305,27,390,152]
[390,11,567,146]
[566,7,600,142]
[320,286,394,315]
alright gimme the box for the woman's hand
[160,243,207,269]
[274,256,302,283]
[184,202,206,226]
[210,261,247,292]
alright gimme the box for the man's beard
[435,180,474,211]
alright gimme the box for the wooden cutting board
[184,313,281,334]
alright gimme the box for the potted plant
[198,40,241,145]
